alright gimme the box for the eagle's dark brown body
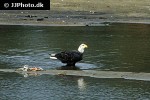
[52,51,83,66]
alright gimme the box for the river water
[0,23,150,99]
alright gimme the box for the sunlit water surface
[0,23,150,99]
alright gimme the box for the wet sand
[0,0,150,26]
[0,69,150,81]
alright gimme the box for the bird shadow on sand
[56,66,80,70]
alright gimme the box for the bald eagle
[50,44,88,66]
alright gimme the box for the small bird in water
[15,65,29,71]
[16,65,43,71]
[50,44,88,66]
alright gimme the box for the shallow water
[0,23,150,99]
[0,72,150,100]
[0,23,150,72]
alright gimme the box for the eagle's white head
[78,44,88,53]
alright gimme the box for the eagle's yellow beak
[84,44,88,48]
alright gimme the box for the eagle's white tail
[50,54,57,59]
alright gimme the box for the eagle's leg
[66,62,76,67]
